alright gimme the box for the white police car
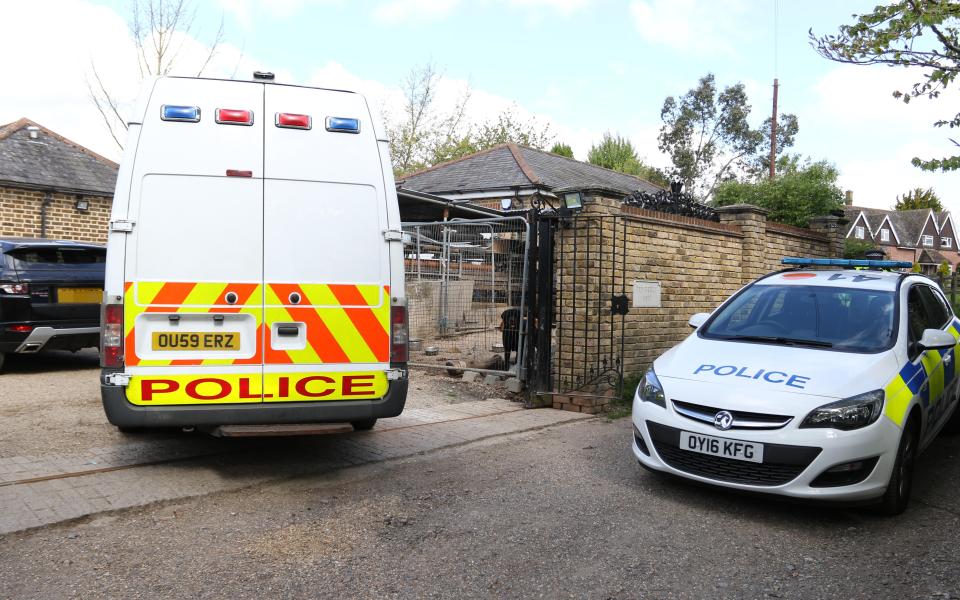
[632,258,960,514]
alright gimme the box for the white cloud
[629,0,746,56]
[0,0,274,161]
[507,0,592,15]
[218,0,343,28]
[372,0,460,24]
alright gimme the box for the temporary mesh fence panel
[402,217,529,375]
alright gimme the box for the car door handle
[277,325,300,337]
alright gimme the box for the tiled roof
[397,143,664,197]
[0,118,118,196]
[843,205,949,247]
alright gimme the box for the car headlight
[636,368,666,408]
[799,390,884,431]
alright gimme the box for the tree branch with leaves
[811,0,960,171]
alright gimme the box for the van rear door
[262,85,390,402]
[123,78,265,405]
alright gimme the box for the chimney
[844,190,853,206]
[26,126,40,140]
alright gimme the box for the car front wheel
[878,421,917,516]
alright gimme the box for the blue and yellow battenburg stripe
[883,318,960,426]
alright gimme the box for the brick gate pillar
[715,204,769,285]
[808,215,844,258]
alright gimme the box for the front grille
[647,421,821,487]
[672,399,793,430]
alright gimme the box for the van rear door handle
[277,325,300,336]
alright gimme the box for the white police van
[100,74,408,432]
[632,258,960,514]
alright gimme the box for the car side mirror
[688,313,710,329]
[918,328,957,351]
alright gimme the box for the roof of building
[842,205,949,247]
[0,118,118,196]
[396,143,664,198]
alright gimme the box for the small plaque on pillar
[632,281,661,308]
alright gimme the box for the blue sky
[2,0,958,212]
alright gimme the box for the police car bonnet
[652,336,900,399]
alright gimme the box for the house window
[880,229,890,242]
[855,226,865,239]
[942,237,953,249]
[923,235,934,247]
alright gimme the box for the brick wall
[0,186,111,243]
[549,196,841,406]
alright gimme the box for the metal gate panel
[401,216,530,377]
[529,213,628,399]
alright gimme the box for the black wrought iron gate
[525,210,629,403]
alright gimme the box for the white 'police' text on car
[631,258,960,514]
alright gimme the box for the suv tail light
[101,302,123,368]
[390,300,409,363]
[0,282,29,295]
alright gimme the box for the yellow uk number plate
[152,331,241,352]
[57,287,102,303]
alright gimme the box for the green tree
[388,65,553,176]
[658,73,798,200]
[550,142,574,158]
[844,237,876,259]
[939,260,951,278]
[587,132,669,187]
[811,1,960,172]
[714,159,844,227]
[893,187,943,211]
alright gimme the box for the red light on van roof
[276,113,312,130]
[215,108,254,126]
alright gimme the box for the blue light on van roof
[782,257,913,268]
[161,105,200,122]
[325,116,360,133]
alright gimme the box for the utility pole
[769,78,778,180]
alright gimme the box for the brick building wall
[0,186,111,243]
[549,196,842,411]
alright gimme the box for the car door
[905,283,955,444]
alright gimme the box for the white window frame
[880,229,890,242]
[923,234,934,247]
[855,226,865,240]
[942,237,953,249]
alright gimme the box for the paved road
[2,417,959,599]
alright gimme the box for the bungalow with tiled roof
[396,143,664,211]
[0,118,117,243]
[843,200,958,273]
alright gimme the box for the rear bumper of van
[100,370,408,428]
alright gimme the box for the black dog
[499,307,521,367]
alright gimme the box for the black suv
[0,238,105,371]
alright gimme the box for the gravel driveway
[2,418,958,599]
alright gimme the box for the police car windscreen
[700,285,895,353]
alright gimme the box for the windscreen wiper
[723,335,834,348]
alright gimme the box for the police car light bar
[781,257,913,268]
[161,105,200,122]
[325,116,360,133]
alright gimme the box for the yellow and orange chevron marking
[263,283,390,365]
[123,281,389,367]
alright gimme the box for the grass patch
[605,372,642,420]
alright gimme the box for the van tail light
[101,302,124,368]
[390,301,409,363]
